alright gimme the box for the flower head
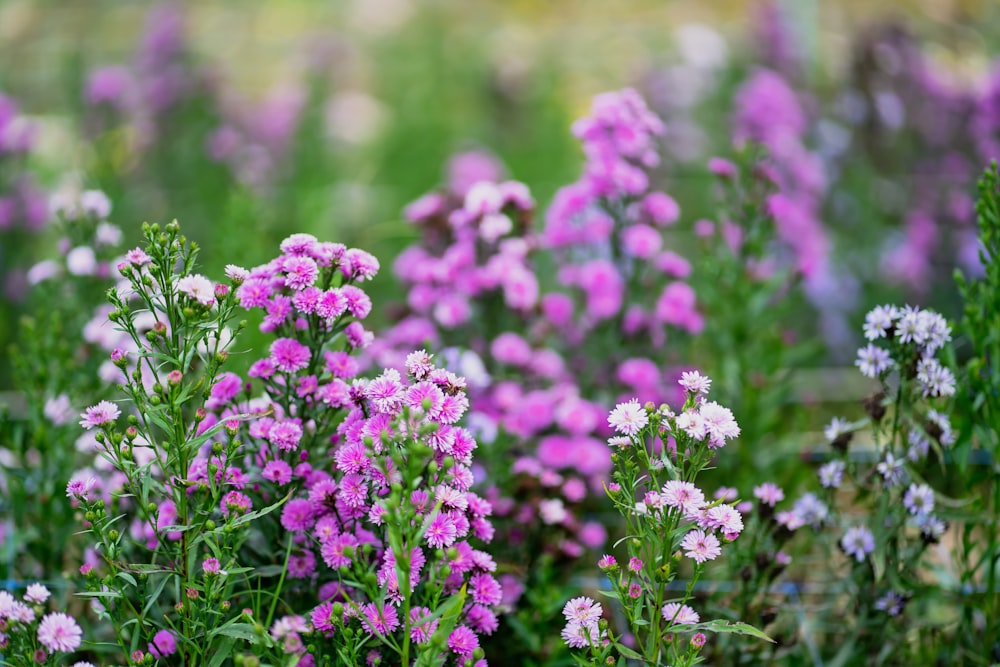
[608,399,648,436]
[37,612,82,652]
[79,400,120,429]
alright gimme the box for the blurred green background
[1,0,999,387]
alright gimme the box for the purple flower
[903,483,935,516]
[841,525,875,562]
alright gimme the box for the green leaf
[699,619,775,643]
[211,622,263,644]
[614,642,643,660]
[208,637,236,667]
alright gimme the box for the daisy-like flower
[561,620,602,648]
[903,483,934,516]
[824,417,852,443]
[698,401,740,447]
[679,370,711,394]
[704,504,744,536]
[681,529,722,563]
[24,583,51,604]
[661,603,700,625]
[660,480,705,512]
[79,400,120,429]
[37,612,83,652]
[818,460,846,488]
[562,597,602,625]
[176,274,216,306]
[753,482,785,507]
[362,602,400,635]
[424,512,458,548]
[270,338,310,374]
[447,625,479,656]
[224,264,249,282]
[916,358,956,397]
[877,452,906,487]
[855,344,892,378]
[874,590,907,616]
[863,305,898,340]
[840,525,875,562]
[608,399,648,436]
[791,493,828,527]
[409,607,439,644]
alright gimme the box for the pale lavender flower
[916,357,956,397]
[903,484,934,516]
[841,525,875,562]
[855,344,892,378]
[877,452,906,487]
[823,416,852,443]
[862,305,898,340]
[791,493,828,527]
[818,460,845,488]
[874,590,906,616]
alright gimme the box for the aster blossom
[608,398,648,436]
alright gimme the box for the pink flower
[621,223,662,259]
[79,400,120,429]
[681,529,722,564]
[270,338,310,373]
[447,625,479,656]
[283,255,319,290]
[37,612,82,652]
[176,274,216,306]
[661,603,700,626]
[608,399,648,436]
[280,499,315,532]
[643,191,680,225]
[424,512,458,548]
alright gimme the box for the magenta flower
[424,512,458,548]
[270,337,310,373]
[409,607,439,644]
[149,629,177,658]
[447,625,479,656]
[361,602,400,635]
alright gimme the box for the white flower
[176,274,216,306]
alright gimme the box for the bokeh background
[2,0,999,387]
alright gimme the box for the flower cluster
[562,372,769,665]
[0,585,90,666]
